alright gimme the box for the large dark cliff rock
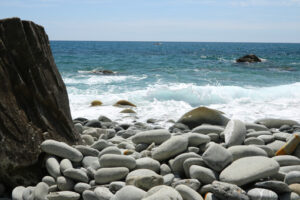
[0,18,80,187]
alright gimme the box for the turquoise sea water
[51,41,300,126]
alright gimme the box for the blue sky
[1,0,300,42]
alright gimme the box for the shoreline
[9,106,300,199]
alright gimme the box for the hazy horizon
[1,0,300,43]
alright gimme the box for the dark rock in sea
[91,69,115,75]
[236,54,262,63]
[0,18,80,188]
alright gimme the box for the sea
[50,41,300,127]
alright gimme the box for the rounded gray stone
[273,155,300,167]
[98,146,121,158]
[74,182,91,193]
[46,156,61,178]
[12,186,26,200]
[41,140,83,162]
[63,168,89,183]
[57,176,74,191]
[227,145,268,161]
[285,171,300,185]
[255,180,291,194]
[224,119,247,147]
[135,157,160,172]
[82,156,100,170]
[47,191,80,200]
[244,137,265,145]
[189,165,218,185]
[247,188,278,200]
[99,154,136,170]
[126,169,163,190]
[170,152,200,175]
[132,129,171,145]
[192,124,224,134]
[82,190,97,200]
[109,181,126,193]
[267,140,286,153]
[112,185,146,200]
[183,157,206,177]
[94,167,129,184]
[60,159,73,173]
[22,186,35,200]
[160,164,171,176]
[33,182,49,200]
[220,156,280,186]
[184,133,210,147]
[42,176,56,186]
[94,186,114,200]
[258,135,275,144]
[143,185,183,200]
[152,136,188,161]
[163,173,175,186]
[175,184,203,200]
[75,145,99,157]
[172,179,201,191]
[202,143,233,172]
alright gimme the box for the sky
[0,0,300,43]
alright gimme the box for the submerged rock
[0,17,80,187]
[236,54,261,63]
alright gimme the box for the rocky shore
[7,106,300,200]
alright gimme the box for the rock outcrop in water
[0,18,80,188]
[236,54,262,63]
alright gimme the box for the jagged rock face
[0,18,80,187]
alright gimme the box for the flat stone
[94,186,114,200]
[132,129,171,145]
[45,156,61,178]
[247,188,278,200]
[63,168,89,183]
[227,145,268,161]
[247,131,272,138]
[135,157,160,173]
[220,156,280,186]
[143,185,183,200]
[273,155,300,167]
[189,165,218,184]
[163,173,175,186]
[160,164,172,176]
[47,191,80,200]
[192,124,224,134]
[202,143,233,172]
[109,181,126,193]
[224,119,247,147]
[41,140,83,162]
[91,139,112,151]
[258,135,275,144]
[255,180,291,194]
[112,185,146,200]
[126,169,163,190]
[170,152,200,175]
[94,167,129,184]
[184,133,211,146]
[207,181,249,200]
[175,184,203,200]
[99,154,136,170]
[274,132,293,141]
[152,136,188,161]
[285,171,300,185]
[82,190,97,200]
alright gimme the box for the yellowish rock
[91,100,102,107]
[120,109,136,114]
[114,100,136,107]
[289,184,300,195]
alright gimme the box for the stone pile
[10,107,300,200]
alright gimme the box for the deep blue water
[50,41,300,125]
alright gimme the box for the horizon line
[49,40,300,44]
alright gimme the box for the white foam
[68,82,300,127]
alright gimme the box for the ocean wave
[63,74,147,85]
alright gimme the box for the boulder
[177,107,229,129]
[236,54,261,63]
[0,18,80,187]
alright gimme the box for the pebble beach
[9,104,300,200]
